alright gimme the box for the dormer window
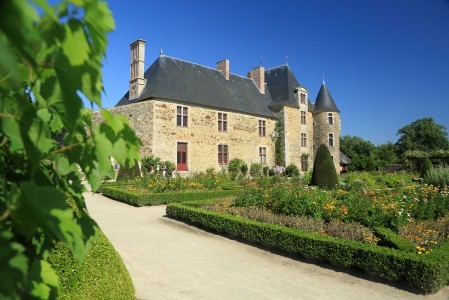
[300,93,306,104]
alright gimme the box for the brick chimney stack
[249,66,265,94]
[129,39,146,100]
[216,59,230,80]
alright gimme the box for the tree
[375,141,398,168]
[311,144,339,189]
[396,117,449,155]
[340,135,376,171]
[0,1,140,298]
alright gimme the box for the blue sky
[99,0,449,145]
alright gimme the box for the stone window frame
[328,113,333,125]
[301,133,307,147]
[301,154,309,171]
[258,119,266,137]
[218,143,229,165]
[300,93,306,104]
[177,105,188,127]
[328,133,334,147]
[301,111,306,125]
[218,112,228,132]
[259,147,267,164]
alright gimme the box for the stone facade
[94,99,276,174]
[312,111,341,172]
[97,40,342,176]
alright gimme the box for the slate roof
[313,83,340,113]
[116,55,275,118]
[115,56,335,117]
[340,152,351,165]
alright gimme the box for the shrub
[311,144,339,189]
[228,158,244,180]
[162,161,176,175]
[374,227,416,253]
[100,186,238,206]
[250,163,263,177]
[116,159,141,181]
[263,165,270,176]
[420,158,433,179]
[425,166,449,187]
[166,201,449,293]
[240,162,248,176]
[141,155,161,174]
[49,231,135,299]
[285,164,299,177]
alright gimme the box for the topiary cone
[311,144,339,189]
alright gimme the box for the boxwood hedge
[166,201,449,293]
[98,186,238,206]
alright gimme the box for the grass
[48,230,135,299]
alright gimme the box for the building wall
[92,101,154,157]
[151,99,276,173]
[313,111,341,173]
[282,106,301,168]
[95,99,276,174]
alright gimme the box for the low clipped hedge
[98,186,238,206]
[374,227,416,253]
[49,230,134,299]
[166,201,449,293]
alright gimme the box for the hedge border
[166,201,449,293]
[98,186,238,206]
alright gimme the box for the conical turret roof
[313,83,340,113]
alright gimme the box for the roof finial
[159,49,163,56]
[286,55,288,66]
[322,74,325,85]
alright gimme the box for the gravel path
[84,192,449,300]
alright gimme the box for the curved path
[84,192,449,300]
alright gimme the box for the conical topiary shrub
[311,144,339,189]
[419,158,433,179]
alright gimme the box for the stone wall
[313,111,340,173]
[94,99,276,174]
[151,99,276,173]
[92,101,154,157]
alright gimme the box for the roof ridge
[161,55,259,82]
[265,64,288,71]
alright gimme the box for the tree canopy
[396,117,449,154]
[0,0,140,298]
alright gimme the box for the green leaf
[1,116,23,150]
[20,181,90,260]
[55,155,78,176]
[61,20,90,66]
[29,259,59,299]
[0,227,28,299]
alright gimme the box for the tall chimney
[129,39,146,100]
[216,59,230,80]
[249,66,265,94]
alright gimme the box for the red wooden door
[177,142,188,171]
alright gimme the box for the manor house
[95,39,341,175]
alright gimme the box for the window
[259,120,266,136]
[177,106,188,127]
[218,113,227,132]
[300,93,306,104]
[329,133,334,147]
[301,156,308,171]
[301,111,306,124]
[177,142,188,171]
[259,147,267,164]
[301,133,307,147]
[328,113,333,125]
[218,144,229,164]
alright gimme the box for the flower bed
[166,199,449,293]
